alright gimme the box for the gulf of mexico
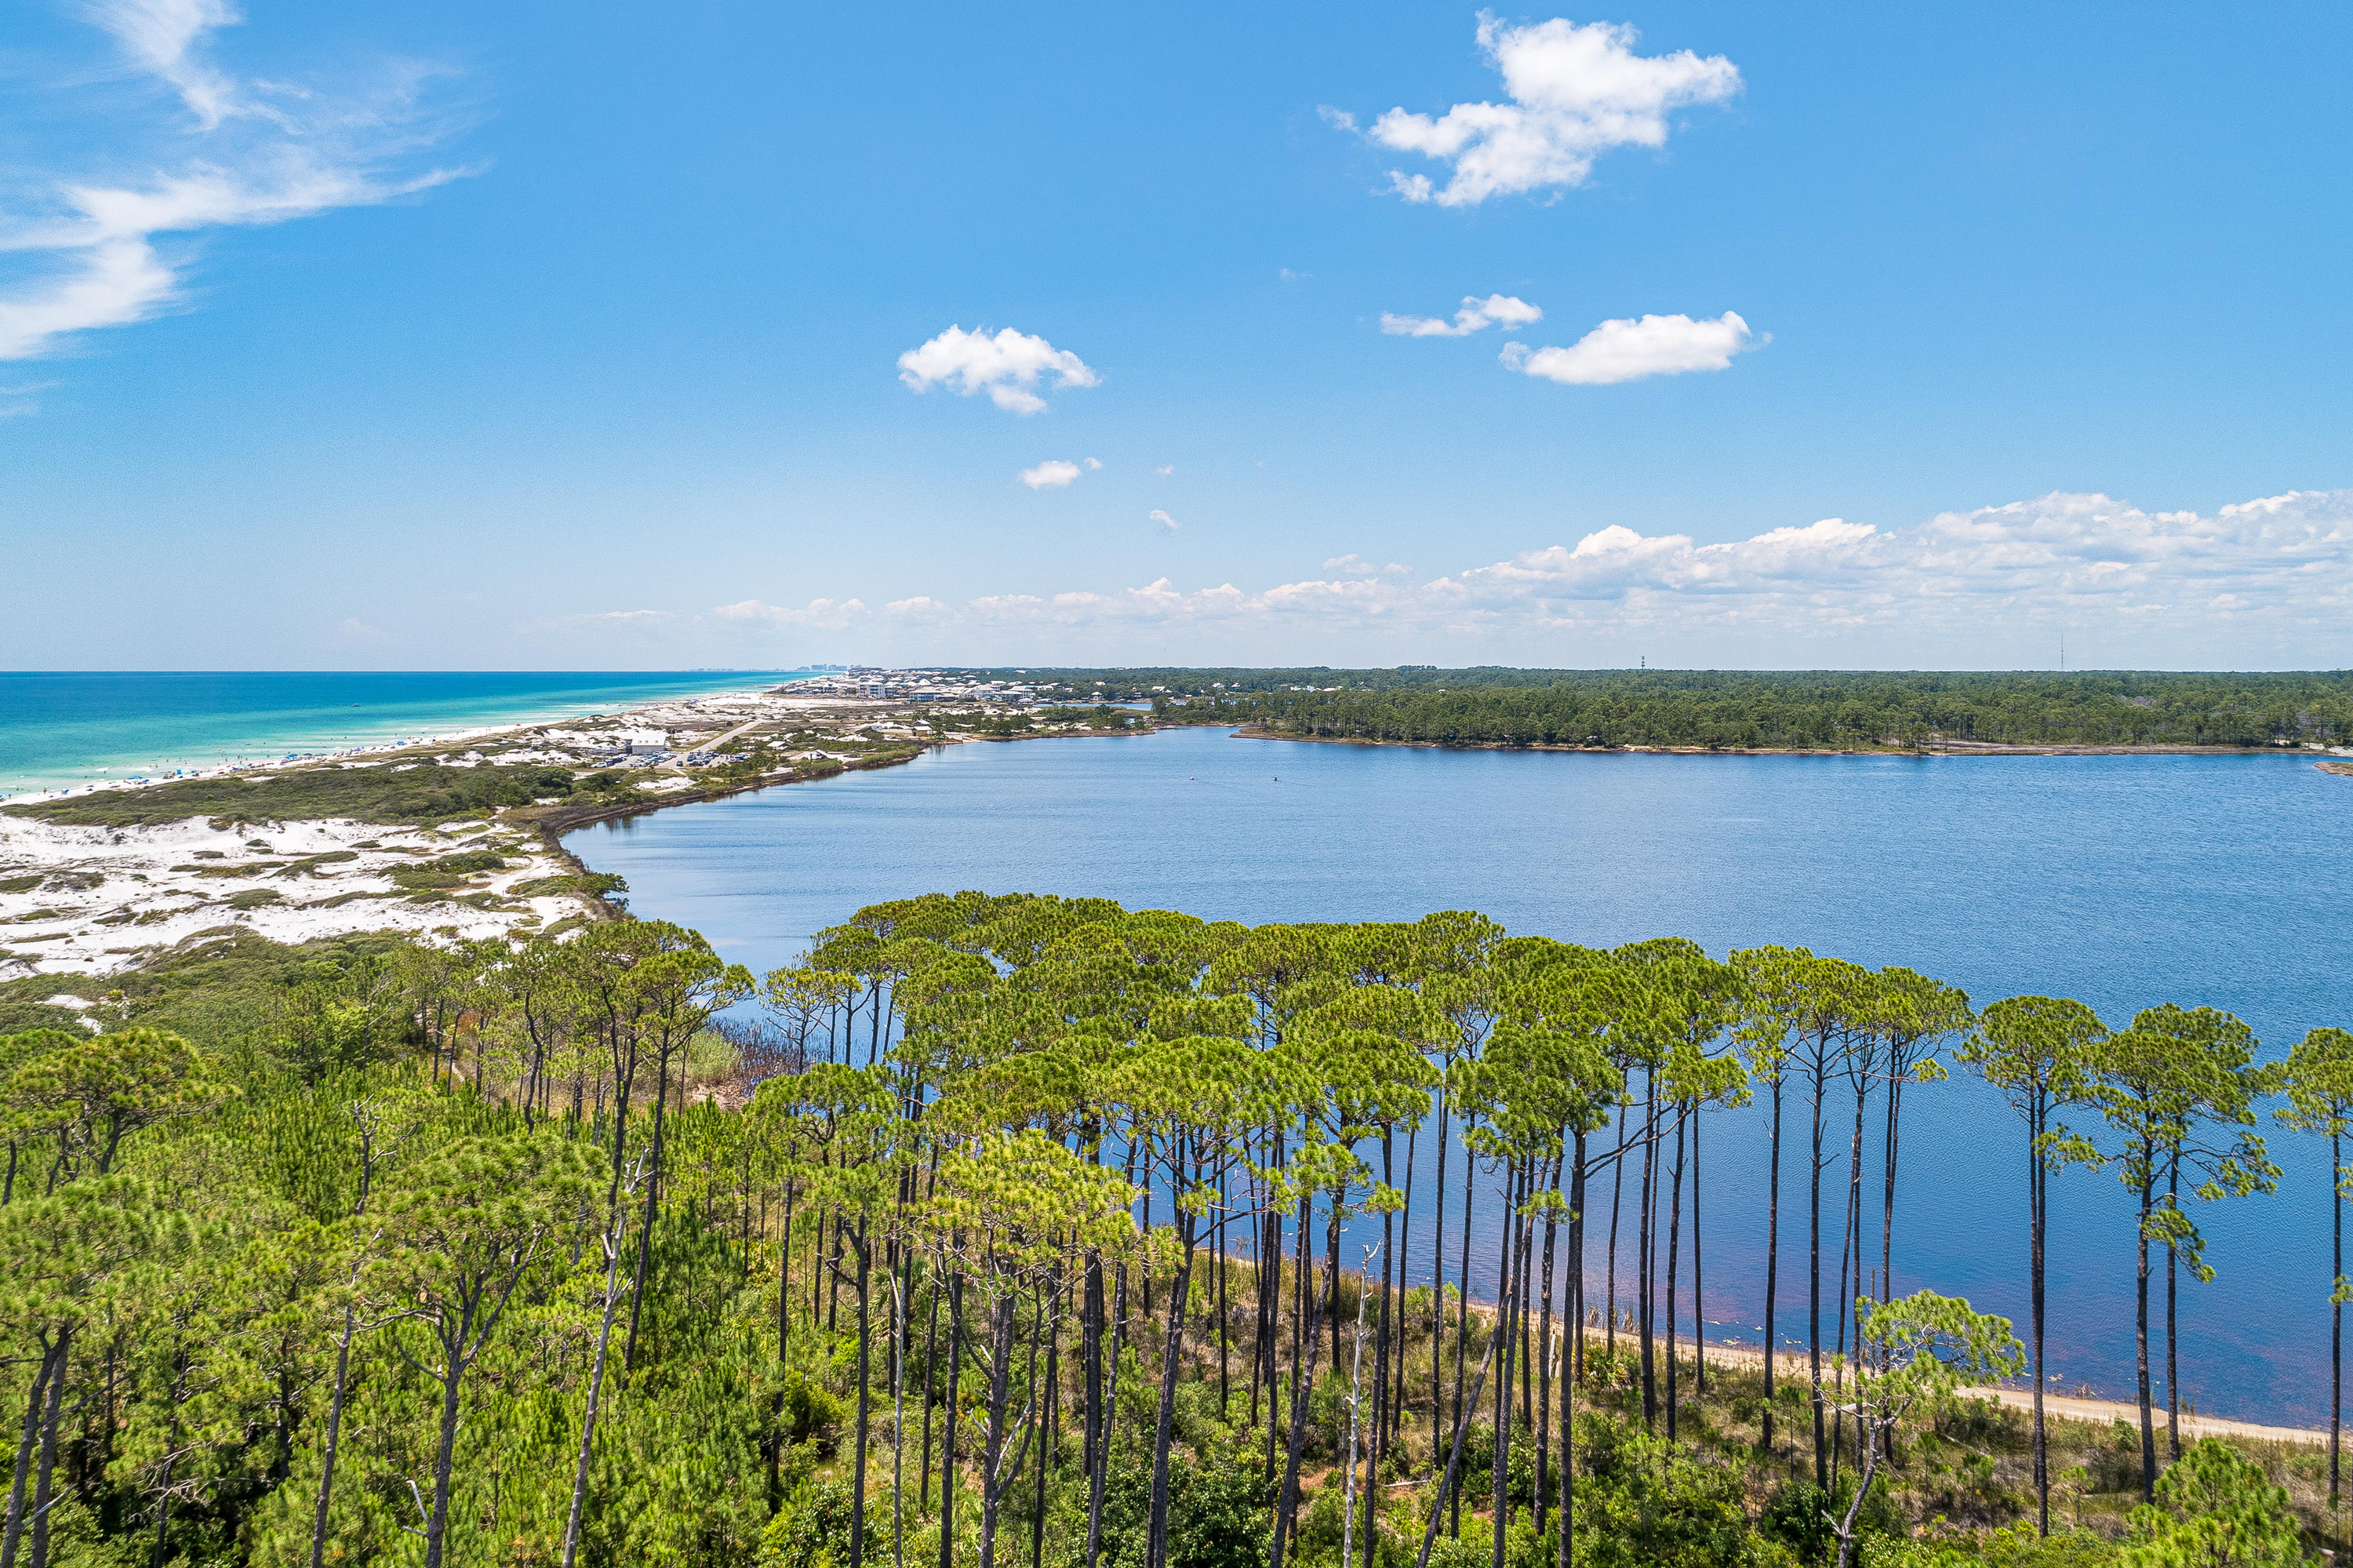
[566,725,2353,1424]
[0,670,810,796]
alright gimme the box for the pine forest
[4,892,2350,1568]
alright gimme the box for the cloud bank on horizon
[694,488,2353,665]
[0,0,465,368]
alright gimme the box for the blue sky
[6,1,2351,670]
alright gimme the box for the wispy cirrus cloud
[1381,293,1542,337]
[707,490,2353,664]
[1340,15,1740,208]
[1326,555,1409,576]
[1500,311,1762,385]
[713,598,870,631]
[0,0,471,365]
[896,326,1098,415]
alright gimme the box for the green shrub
[8,760,576,828]
[760,1474,858,1568]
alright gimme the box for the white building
[620,729,669,755]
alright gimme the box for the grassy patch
[0,926,417,1049]
[5,759,579,828]
[507,871,626,900]
[389,849,507,892]
[0,1000,90,1033]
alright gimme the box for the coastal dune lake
[569,725,2353,1425]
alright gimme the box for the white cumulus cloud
[0,0,469,364]
[1020,460,1082,490]
[1083,457,1104,471]
[1354,16,1740,208]
[1151,510,1180,531]
[1380,293,1543,337]
[896,325,1099,415]
[1500,311,1761,385]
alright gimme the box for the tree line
[2,894,2346,1567]
[1175,675,2353,751]
[940,667,2353,751]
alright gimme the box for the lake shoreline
[560,723,2351,1428]
[2,689,1160,974]
[1221,724,2351,761]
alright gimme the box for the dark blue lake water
[566,726,2353,1426]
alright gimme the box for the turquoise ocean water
[0,671,813,797]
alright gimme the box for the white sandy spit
[0,813,601,980]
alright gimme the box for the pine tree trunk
[1432,1097,1449,1453]
[2031,1099,2048,1537]
[562,1214,631,1568]
[26,1323,67,1568]
[1606,1101,1627,1364]
[1809,1055,1829,1489]
[1398,1119,1417,1451]
[423,1328,469,1568]
[2135,1172,2156,1504]
[1375,1133,1394,1471]
[1533,1155,1558,1536]
[1453,1151,1474,1537]
[941,1272,964,1568]
[1881,1074,1903,1311]
[922,1257,941,1512]
[1147,1213,1196,1568]
[1084,1238,1107,1568]
[851,1231,873,1568]
[978,1291,1010,1568]
[1491,1168,1519,1568]
[310,1305,359,1568]
[1835,1065,1870,1481]
[2166,1160,2180,1463]
[1693,1108,1707,1401]
[1,1336,58,1568]
[624,1048,674,1374]
[1638,1088,1657,1428]
[1666,1107,1686,1441]
[1763,1082,1782,1461]
[1268,1242,1328,1568]
[1217,1181,1232,1417]
[1560,1146,1579,1568]
[1413,1333,1495,1568]
[1035,1258,1059,1568]
[780,1183,796,1366]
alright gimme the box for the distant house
[620,729,669,755]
